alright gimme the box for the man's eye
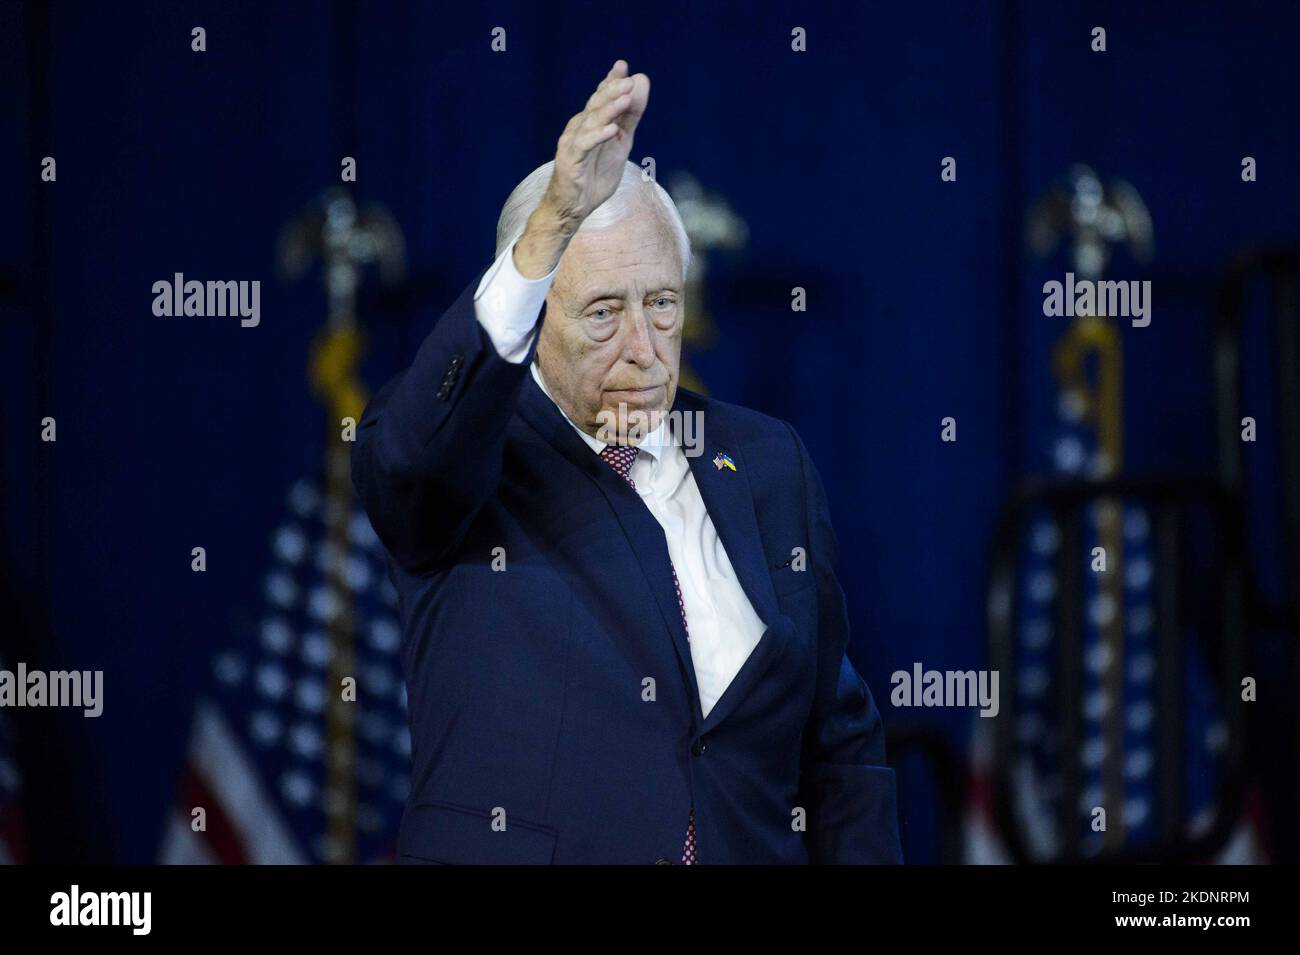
[652,297,674,309]
[590,307,612,320]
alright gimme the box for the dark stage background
[2,0,1298,864]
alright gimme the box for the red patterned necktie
[598,444,697,865]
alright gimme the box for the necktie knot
[599,444,640,486]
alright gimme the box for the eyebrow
[580,284,681,308]
[580,289,624,306]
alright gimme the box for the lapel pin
[712,451,737,472]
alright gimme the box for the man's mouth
[606,384,666,407]
[608,385,663,395]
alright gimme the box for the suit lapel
[673,390,794,732]
[518,377,790,734]
[701,613,795,734]
[517,374,703,721]
[675,390,780,628]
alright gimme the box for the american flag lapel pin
[712,451,737,472]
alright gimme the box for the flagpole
[1028,165,1152,856]
[279,189,405,863]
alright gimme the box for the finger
[590,60,629,102]
[586,90,634,131]
[587,74,633,112]
[623,73,650,120]
[612,75,648,137]
[585,81,627,115]
[572,95,627,156]
[574,122,620,153]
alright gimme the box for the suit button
[691,738,707,757]
[654,858,673,865]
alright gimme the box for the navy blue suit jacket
[352,273,902,864]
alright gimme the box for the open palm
[547,60,651,225]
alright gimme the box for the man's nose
[619,305,656,368]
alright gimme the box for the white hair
[494,160,692,277]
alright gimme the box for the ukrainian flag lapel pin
[712,451,737,472]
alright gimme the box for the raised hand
[545,60,650,225]
[513,60,650,278]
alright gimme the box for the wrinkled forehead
[556,205,684,299]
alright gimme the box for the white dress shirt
[473,242,768,718]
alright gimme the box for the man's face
[535,198,684,444]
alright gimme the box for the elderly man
[353,60,901,864]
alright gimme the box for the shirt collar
[530,362,669,461]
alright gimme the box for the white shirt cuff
[473,239,556,364]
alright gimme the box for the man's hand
[513,60,650,279]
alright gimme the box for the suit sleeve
[788,424,903,864]
[351,269,546,576]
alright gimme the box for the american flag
[161,476,410,864]
[965,382,1265,863]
